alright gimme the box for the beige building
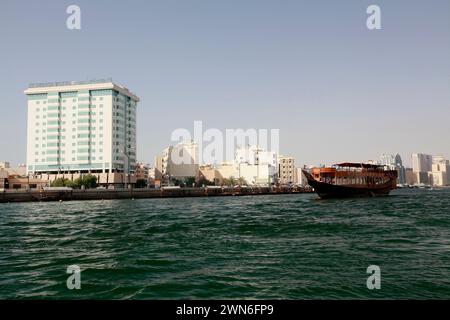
[198,162,240,185]
[216,162,239,183]
[135,162,150,185]
[1,165,48,189]
[158,141,199,181]
[405,168,415,185]
[199,165,217,184]
[0,161,10,169]
[431,156,449,186]
[278,155,295,185]
[153,155,164,180]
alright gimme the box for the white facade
[411,153,433,185]
[295,167,308,186]
[411,153,433,172]
[379,154,396,169]
[25,80,138,174]
[234,145,277,186]
[0,162,10,169]
[238,163,276,186]
[235,145,277,167]
[161,141,199,179]
[379,153,406,184]
[431,156,450,186]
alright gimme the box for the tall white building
[411,153,433,185]
[25,79,139,175]
[379,153,406,185]
[411,153,432,172]
[379,154,395,168]
[431,155,449,186]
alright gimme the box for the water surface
[0,189,449,299]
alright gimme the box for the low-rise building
[235,145,277,186]
[278,155,295,185]
[135,162,149,181]
[295,167,308,186]
[238,163,276,186]
[199,164,217,184]
[216,162,239,183]
[157,141,199,183]
[0,161,10,169]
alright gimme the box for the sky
[1,0,449,167]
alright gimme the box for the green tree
[81,174,97,189]
[184,177,196,188]
[69,174,97,189]
[135,179,147,188]
[222,177,237,186]
[64,180,76,188]
[196,177,215,187]
[237,177,248,186]
[50,178,68,187]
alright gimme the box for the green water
[0,189,449,299]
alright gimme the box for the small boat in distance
[302,163,398,199]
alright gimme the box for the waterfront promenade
[0,186,312,203]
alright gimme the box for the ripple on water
[0,189,450,299]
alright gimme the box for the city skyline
[1,0,450,167]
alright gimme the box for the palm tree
[237,177,247,186]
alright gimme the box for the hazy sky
[1,0,449,167]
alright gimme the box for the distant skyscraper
[394,154,403,167]
[395,154,406,185]
[431,155,450,186]
[411,153,432,172]
[405,168,415,185]
[379,153,406,185]
[411,153,433,185]
[379,154,395,168]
